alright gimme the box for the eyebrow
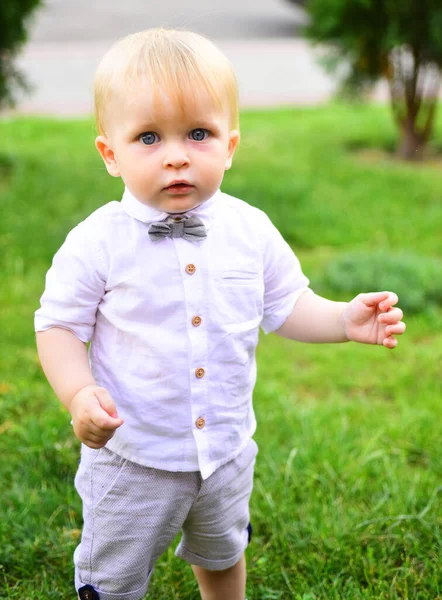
[130,118,222,137]
[192,118,221,131]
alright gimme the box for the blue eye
[139,132,159,145]
[190,129,209,141]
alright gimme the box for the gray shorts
[74,439,258,600]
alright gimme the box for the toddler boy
[35,28,405,600]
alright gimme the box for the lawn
[0,104,441,599]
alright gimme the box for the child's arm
[275,290,405,349]
[36,327,123,448]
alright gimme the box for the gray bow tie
[148,215,207,242]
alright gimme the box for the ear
[95,135,120,177]
[224,130,240,170]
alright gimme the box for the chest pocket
[212,267,264,332]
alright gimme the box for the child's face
[96,86,240,213]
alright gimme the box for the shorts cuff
[175,542,247,572]
[75,570,152,600]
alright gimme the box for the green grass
[1,104,441,599]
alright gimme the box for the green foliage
[322,251,442,315]
[305,0,442,89]
[0,0,43,108]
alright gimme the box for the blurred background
[11,0,389,115]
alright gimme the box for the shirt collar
[121,186,220,231]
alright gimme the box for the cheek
[199,159,227,179]
[115,158,152,188]
[191,143,229,166]
[191,137,227,154]
[116,146,159,172]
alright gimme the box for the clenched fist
[69,385,124,448]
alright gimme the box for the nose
[163,141,190,169]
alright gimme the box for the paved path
[13,0,388,116]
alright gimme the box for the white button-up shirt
[35,188,310,479]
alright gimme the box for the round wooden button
[195,367,205,378]
[195,417,205,429]
[192,316,202,327]
[185,264,196,274]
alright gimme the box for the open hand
[69,385,124,448]
[343,291,406,349]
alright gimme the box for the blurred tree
[0,0,43,109]
[305,0,442,160]
[284,0,308,6]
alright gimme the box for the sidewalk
[14,38,351,116]
[11,0,390,116]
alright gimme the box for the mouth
[165,181,194,195]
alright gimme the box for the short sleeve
[34,223,107,343]
[259,214,311,334]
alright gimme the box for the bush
[305,0,442,160]
[322,251,442,315]
[0,0,43,109]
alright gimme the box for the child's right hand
[69,385,124,448]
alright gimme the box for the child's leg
[176,439,258,600]
[192,554,246,600]
[74,446,201,600]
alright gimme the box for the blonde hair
[94,28,239,135]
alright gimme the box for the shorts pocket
[75,446,129,509]
[92,447,129,508]
[74,445,100,501]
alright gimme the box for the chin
[166,199,200,213]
